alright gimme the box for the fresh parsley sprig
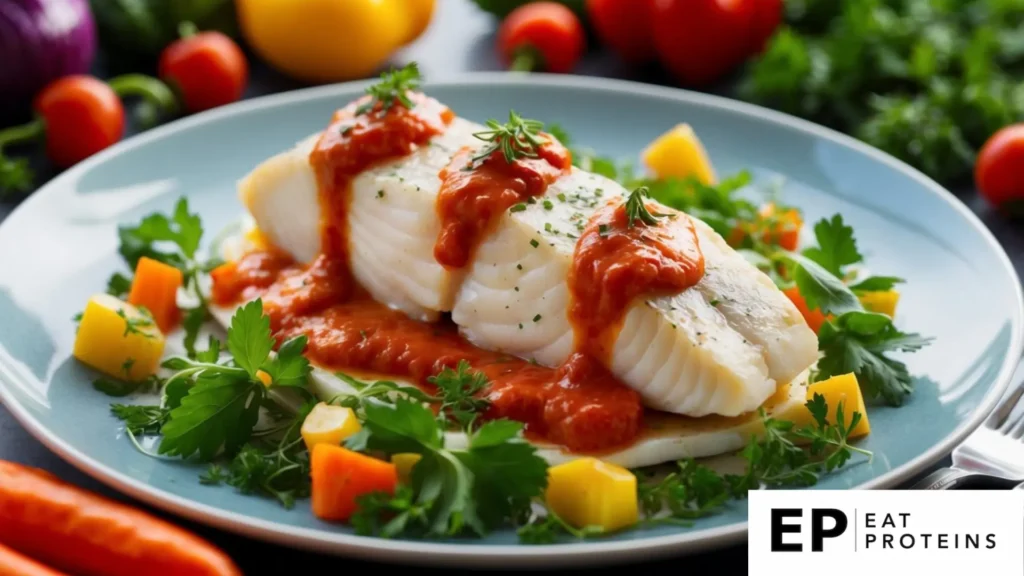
[355,63,422,116]
[336,360,493,433]
[623,186,667,228]
[468,111,546,169]
[516,503,604,544]
[637,459,733,524]
[200,401,316,508]
[111,403,169,436]
[157,299,312,460]
[346,398,548,538]
[769,215,931,405]
[732,393,873,491]
[427,360,491,432]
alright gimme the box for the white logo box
[749,489,1024,574]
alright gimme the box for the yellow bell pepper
[806,373,871,438]
[391,453,422,484]
[301,403,362,453]
[859,290,900,318]
[641,123,717,185]
[545,458,638,533]
[73,294,165,382]
[236,0,436,83]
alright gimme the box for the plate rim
[1,72,1021,567]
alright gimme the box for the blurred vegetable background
[2,0,1024,212]
[90,0,240,63]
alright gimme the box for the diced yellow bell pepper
[545,457,638,533]
[641,123,717,185]
[859,290,899,318]
[256,369,273,387]
[806,373,870,438]
[73,293,165,382]
[391,453,422,484]
[301,403,362,453]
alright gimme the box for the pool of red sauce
[212,252,641,453]
[569,200,705,363]
[434,139,571,268]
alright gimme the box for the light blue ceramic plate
[0,74,1021,568]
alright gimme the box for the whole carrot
[0,461,241,576]
[0,542,67,576]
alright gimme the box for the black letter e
[771,508,802,552]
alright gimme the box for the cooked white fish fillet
[239,110,481,322]
[235,113,818,417]
[454,181,818,416]
[207,303,808,469]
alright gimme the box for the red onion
[0,0,97,108]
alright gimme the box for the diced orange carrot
[311,445,397,522]
[126,257,183,333]
[784,286,830,333]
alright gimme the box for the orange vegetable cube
[311,445,397,522]
[784,286,829,333]
[127,257,183,333]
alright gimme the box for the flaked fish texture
[450,168,817,417]
[234,112,818,417]
[239,115,482,322]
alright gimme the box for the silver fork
[912,382,1024,490]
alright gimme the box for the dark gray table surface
[0,1,1019,572]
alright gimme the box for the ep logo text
[770,508,847,552]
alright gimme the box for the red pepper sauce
[211,250,642,453]
[310,92,454,260]
[433,138,571,268]
[569,199,705,363]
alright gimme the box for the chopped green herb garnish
[468,111,546,168]
[117,309,155,339]
[510,203,527,213]
[624,186,666,228]
[529,239,539,248]
[356,62,421,115]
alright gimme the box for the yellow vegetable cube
[859,290,899,318]
[73,293,165,382]
[391,453,422,484]
[256,369,273,387]
[545,457,638,533]
[806,373,870,438]
[301,403,362,452]
[641,123,717,185]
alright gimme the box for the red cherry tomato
[159,31,248,113]
[651,0,756,87]
[748,0,783,55]
[976,123,1024,209]
[33,76,125,168]
[497,2,586,73]
[586,0,655,63]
